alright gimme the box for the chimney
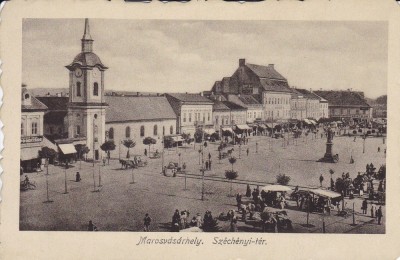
[239,59,246,67]
[157,93,160,96]
[219,96,222,101]
[137,91,140,96]
[269,64,274,69]
[309,88,312,93]
[200,92,204,97]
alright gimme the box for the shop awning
[309,120,317,125]
[265,123,273,128]
[258,124,267,129]
[58,143,76,155]
[203,128,216,135]
[309,189,341,198]
[21,147,41,161]
[221,127,233,133]
[236,124,252,130]
[303,119,311,124]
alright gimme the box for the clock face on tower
[75,68,83,77]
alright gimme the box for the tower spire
[81,18,93,53]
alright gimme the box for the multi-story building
[211,59,292,123]
[165,93,214,135]
[226,94,264,123]
[21,85,48,171]
[290,90,307,120]
[314,90,372,123]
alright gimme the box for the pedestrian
[209,160,212,170]
[377,147,380,152]
[88,220,98,231]
[102,158,106,166]
[75,172,81,182]
[319,174,324,187]
[144,149,147,157]
[230,214,238,232]
[361,199,368,214]
[246,184,251,197]
[370,204,375,218]
[354,136,356,142]
[246,148,249,156]
[208,153,211,161]
[205,161,209,171]
[143,213,151,231]
[376,206,383,225]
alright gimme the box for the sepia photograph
[19,18,387,234]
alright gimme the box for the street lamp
[362,134,366,154]
[63,161,68,194]
[178,153,181,168]
[201,167,205,201]
[239,144,241,159]
[256,142,258,153]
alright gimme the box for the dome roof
[67,52,107,69]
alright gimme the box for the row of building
[20,19,374,171]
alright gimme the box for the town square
[20,19,387,233]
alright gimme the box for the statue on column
[318,127,338,163]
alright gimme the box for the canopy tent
[236,124,252,130]
[265,123,273,128]
[203,128,216,135]
[298,188,342,198]
[310,189,342,198]
[261,184,292,192]
[170,136,185,142]
[58,143,77,155]
[309,119,317,125]
[20,147,41,161]
[303,119,312,125]
[221,127,234,133]
[258,124,267,129]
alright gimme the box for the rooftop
[105,96,177,123]
[222,101,247,111]
[314,90,371,107]
[246,63,286,81]
[166,93,213,103]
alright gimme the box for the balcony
[21,135,43,144]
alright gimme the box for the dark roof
[238,95,261,105]
[105,96,177,123]
[21,96,48,111]
[67,52,107,69]
[222,101,247,111]
[166,93,213,104]
[260,78,292,93]
[44,111,67,124]
[213,101,230,111]
[246,64,286,81]
[37,97,69,111]
[294,89,320,100]
[314,90,371,107]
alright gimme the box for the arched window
[93,82,99,96]
[170,126,173,134]
[125,126,131,138]
[24,93,30,99]
[109,127,114,139]
[153,125,158,136]
[140,125,145,137]
[76,125,81,135]
[77,82,81,96]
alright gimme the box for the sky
[22,19,388,99]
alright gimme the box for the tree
[225,170,238,196]
[123,139,136,159]
[75,144,90,161]
[377,164,386,180]
[276,174,291,185]
[163,136,174,149]
[39,147,57,163]
[228,156,237,171]
[100,140,116,164]
[143,137,157,154]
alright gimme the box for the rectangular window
[208,112,210,121]
[183,113,186,122]
[189,113,192,122]
[21,123,24,136]
[76,125,81,135]
[203,113,205,123]
[31,122,38,135]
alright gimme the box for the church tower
[66,18,108,160]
